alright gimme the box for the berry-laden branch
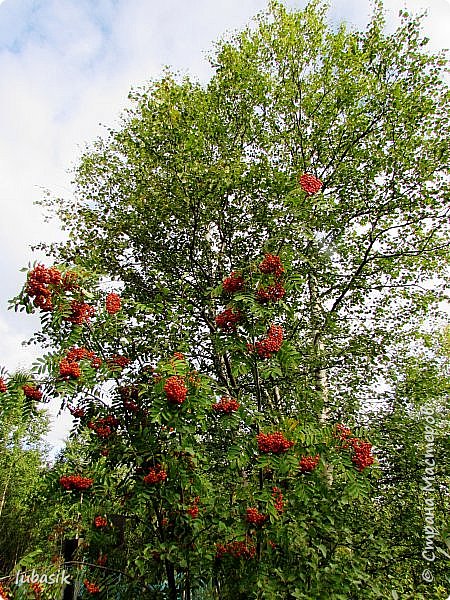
[10,232,376,598]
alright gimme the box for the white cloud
[0,314,41,372]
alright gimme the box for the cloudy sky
[0,0,449,452]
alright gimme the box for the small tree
[0,371,49,575]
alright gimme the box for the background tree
[0,371,49,575]
[39,0,450,421]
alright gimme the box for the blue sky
[0,0,449,451]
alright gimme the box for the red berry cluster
[26,265,79,312]
[68,406,85,418]
[59,358,81,379]
[124,399,139,413]
[88,415,120,439]
[30,582,42,599]
[120,385,140,412]
[259,254,284,278]
[251,324,283,359]
[0,584,9,599]
[272,487,284,513]
[299,173,323,195]
[90,423,112,438]
[186,497,200,519]
[334,423,352,443]
[108,355,131,369]
[187,505,199,518]
[60,475,93,491]
[334,424,374,471]
[257,431,294,454]
[60,347,102,379]
[94,516,108,528]
[26,264,62,312]
[143,465,167,485]
[212,396,240,414]
[256,282,286,304]
[66,347,101,368]
[66,347,91,361]
[22,385,42,401]
[164,376,187,405]
[299,454,320,473]
[66,300,95,325]
[0,378,7,393]
[246,507,267,526]
[222,271,244,293]
[350,438,374,471]
[119,385,138,399]
[105,292,121,314]
[83,580,100,595]
[215,308,242,332]
[172,352,185,361]
[216,540,256,560]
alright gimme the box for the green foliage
[0,378,49,575]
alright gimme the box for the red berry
[222,272,244,293]
[143,466,167,484]
[108,355,131,369]
[254,325,283,359]
[272,487,284,513]
[105,292,121,314]
[257,431,294,454]
[0,378,7,393]
[68,406,85,418]
[94,516,108,528]
[187,505,199,519]
[164,376,187,405]
[349,438,374,471]
[59,358,81,380]
[245,507,267,526]
[299,454,320,473]
[26,264,62,312]
[256,282,286,304]
[22,385,42,401]
[66,300,95,325]
[212,396,240,414]
[299,173,323,195]
[30,581,42,598]
[83,580,100,595]
[88,416,119,439]
[335,423,352,441]
[59,475,93,491]
[216,540,256,560]
[215,308,242,332]
[123,399,139,413]
[259,254,284,278]
[62,347,101,374]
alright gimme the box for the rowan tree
[4,1,450,598]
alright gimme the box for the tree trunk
[309,273,333,486]
[165,560,177,600]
